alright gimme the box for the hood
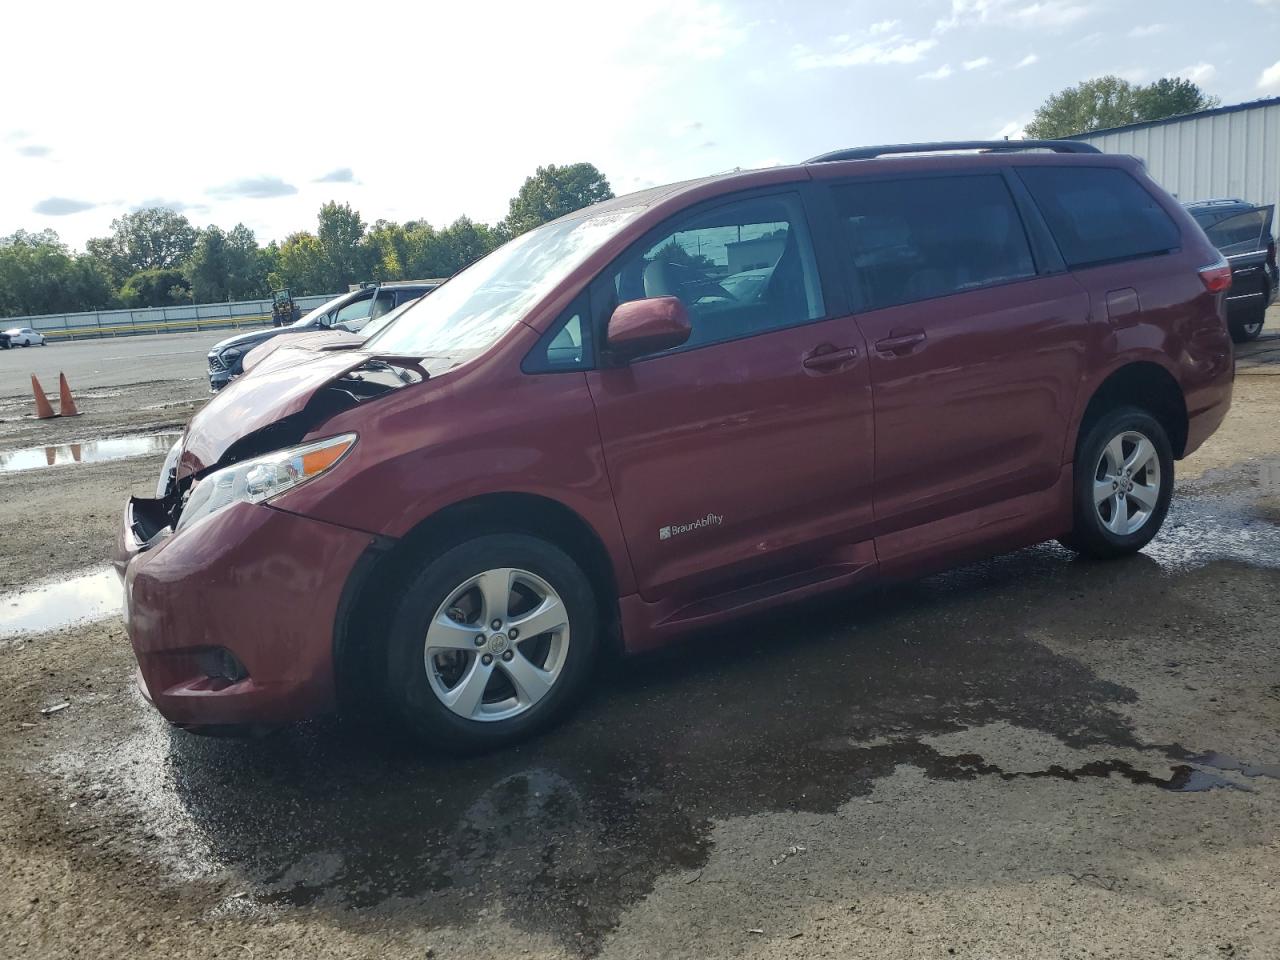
[242,329,364,374]
[178,351,423,479]
[210,323,320,355]
[210,327,280,354]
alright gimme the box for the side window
[368,291,396,320]
[523,296,591,372]
[832,175,1036,312]
[1202,209,1269,254]
[598,193,825,352]
[334,294,374,324]
[1017,166,1181,269]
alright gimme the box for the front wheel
[384,534,599,753]
[1062,407,1174,560]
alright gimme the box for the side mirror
[605,296,691,362]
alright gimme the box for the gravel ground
[1,317,1278,959]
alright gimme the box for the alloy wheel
[423,567,571,722]
[1093,429,1162,536]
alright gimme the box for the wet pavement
[0,567,119,641]
[21,456,1280,955]
[0,432,180,473]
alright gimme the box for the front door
[585,191,876,602]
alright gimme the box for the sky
[4,0,1280,251]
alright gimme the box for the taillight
[1268,239,1276,269]
[1198,256,1232,293]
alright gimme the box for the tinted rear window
[1017,166,1180,269]
[1202,209,1269,251]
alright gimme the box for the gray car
[206,281,440,390]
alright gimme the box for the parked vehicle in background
[118,141,1234,753]
[3,327,47,347]
[0,331,10,350]
[239,295,427,377]
[1184,199,1277,342]
[270,289,302,327]
[206,281,440,390]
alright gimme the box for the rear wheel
[1061,406,1174,560]
[1229,302,1266,343]
[384,534,598,753]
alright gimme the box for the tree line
[0,162,613,318]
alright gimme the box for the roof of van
[565,140,1125,226]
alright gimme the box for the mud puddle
[0,431,180,473]
[22,457,1280,954]
[0,566,120,640]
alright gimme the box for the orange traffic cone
[58,373,79,416]
[31,375,56,419]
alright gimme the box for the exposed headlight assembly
[156,439,182,498]
[176,434,356,533]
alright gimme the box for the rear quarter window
[1017,166,1181,269]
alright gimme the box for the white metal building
[1068,96,1280,214]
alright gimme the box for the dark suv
[1184,199,1276,342]
[117,141,1234,752]
[206,281,439,390]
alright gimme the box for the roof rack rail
[806,140,1102,163]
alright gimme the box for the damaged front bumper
[115,496,376,726]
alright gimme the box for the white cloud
[1105,67,1150,84]
[1176,62,1216,85]
[869,19,899,34]
[918,64,955,80]
[664,2,750,60]
[1260,60,1280,91]
[1128,23,1167,37]
[936,0,1093,33]
[1014,53,1038,68]
[963,56,993,70]
[793,33,937,69]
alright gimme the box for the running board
[656,560,876,630]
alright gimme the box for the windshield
[366,207,643,356]
[290,291,356,328]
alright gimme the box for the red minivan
[115,141,1235,751]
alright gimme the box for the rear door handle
[802,345,859,371]
[874,330,927,355]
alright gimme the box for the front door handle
[874,330,927,355]
[802,345,859,371]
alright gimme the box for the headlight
[220,348,243,363]
[175,433,356,533]
[156,440,182,498]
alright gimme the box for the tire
[1229,302,1266,343]
[1061,406,1174,560]
[384,533,599,753]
